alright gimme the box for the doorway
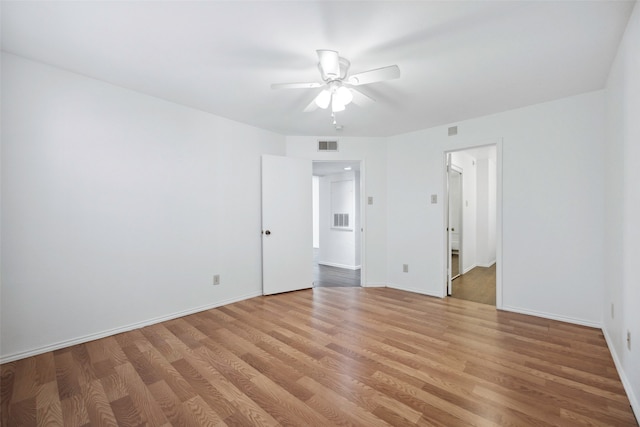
[445,146,497,306]
[312,161,362,287]
[448,163,463,284]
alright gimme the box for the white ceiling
[1,1,635,137]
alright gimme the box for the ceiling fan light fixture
[331,96,346,113]
[335,86,353,106]
[315,89,332,109]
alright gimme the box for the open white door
[261,155,313,295]
[446,154,453,296]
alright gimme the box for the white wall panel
[604,2,640,417]
[0,53,286,360]
[386,91,605,325]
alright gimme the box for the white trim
[603,328,639,421]
[387,283,442,298]
[318,261,361,270]
[362,282,387,288]
[500,305,602,329]
[477,260,497,268]
[0,291,263,364]
[462,263,477,275]
[495,140,503,309]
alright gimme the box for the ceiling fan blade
[348,65,400,86]
[303,98,318,113]
[350,88,376,106]
[317,50,340,78]
[303,88,334,112]
[271,82,322,90]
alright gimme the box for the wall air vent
[333,213,349,228]
[318,140,338,152]
[448,126,458,136]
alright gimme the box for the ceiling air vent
[318,140,338,152]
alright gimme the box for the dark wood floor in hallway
[2,287,637,426]
[313,249,360,287]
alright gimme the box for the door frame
[446,160,463,295]
[312,160,365,286]
[443,140,503,309]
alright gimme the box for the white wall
[604,1,640,416]
[355,171,361,267]
[477,157,497,267]
[286,137,387,286]
[312,176,320,248]
[387,91,605,327]
[0,53,286,361]
[318,171,359,269]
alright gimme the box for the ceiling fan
[271,50,400,115]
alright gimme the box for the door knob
[265,230,271,235]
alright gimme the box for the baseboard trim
[477,260,496,268]
[362,282,387,288]
[0,291,263,364]
[500,305,602,329]
[386,283,442,298]
[318,261,361,270]
[602,328,639,421]
[462,263,477,274]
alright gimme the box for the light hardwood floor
[452,263,497,306]
[1,288,637,426]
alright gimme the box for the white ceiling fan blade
[271,82,322,90]
[303,98,319,112]
[348,65,400,86]
[350,87,376,106]
[317,50,340,78]
[303,89,333,112]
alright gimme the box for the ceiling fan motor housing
[319,57,350,81]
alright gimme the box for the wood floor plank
[1,288,637,426]
[35,381,63,423]
[298,375,390,427]
[114,362,169,426]
[82,379,119,427]
[147,379,199,427]
[11,357,38,403]
[0,362,17,426]
[53,351,81,401]
[59,394,90,427]
[109,395,145,427]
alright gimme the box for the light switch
[368,196,373,205]
[431,194,438,204]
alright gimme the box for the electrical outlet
[627,331,631,350]
[213,274,220,286]
[403,264,409,273]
